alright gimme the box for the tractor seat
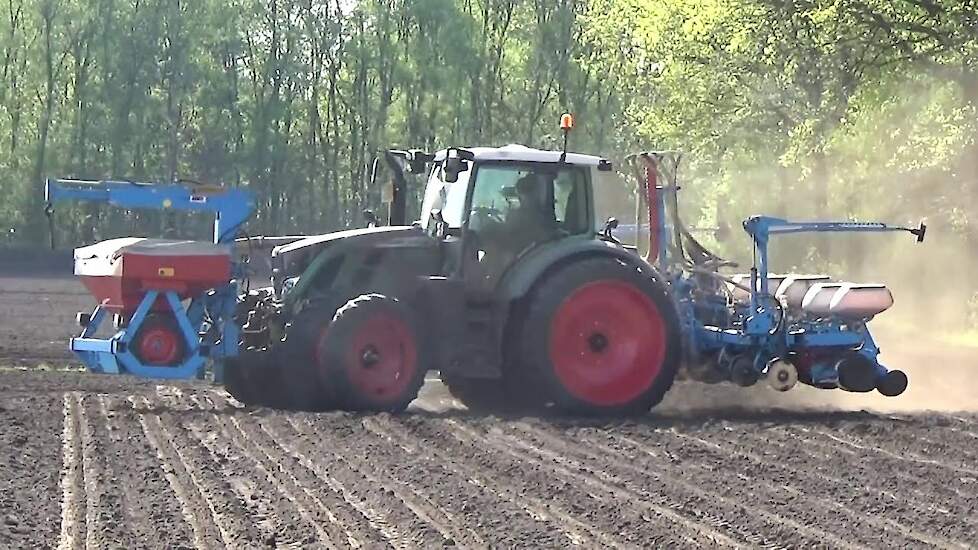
[775,275,831,310]
[802,283,893,319]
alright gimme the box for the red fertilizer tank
[74,237,232,314]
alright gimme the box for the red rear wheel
[518,258,680,416]
[549,280,666,406]
[132,314,185,366]
[318,294,426,412]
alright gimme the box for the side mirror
[912,221,927,243]
[442,148,473,183]
[443,157,468,183]
[363,209,379,228]
[407,149,433,174]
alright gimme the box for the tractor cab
[411,144,608,292]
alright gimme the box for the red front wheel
[317,294,427,412]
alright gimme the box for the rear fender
[497,239,657,302]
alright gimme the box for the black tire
[516,257,681,416]
[223,352,260,405]
[277,301,344,411]
[223,349,290,408]
[318,294,427,412]
[439,372,539,414]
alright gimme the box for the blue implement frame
[631,151,925,391]
[45,178,255,381]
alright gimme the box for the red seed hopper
[74,237,232,314]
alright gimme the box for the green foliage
[2,0,977,326]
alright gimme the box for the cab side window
[554,168,589,234]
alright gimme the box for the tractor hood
[270,225,427,281]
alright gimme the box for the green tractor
[226,141,681,416]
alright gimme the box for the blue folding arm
[45,179,255,244]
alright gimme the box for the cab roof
[433,144,608,167]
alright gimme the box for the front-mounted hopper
[45,179,255,379]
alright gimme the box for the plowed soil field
[1,259,977,549]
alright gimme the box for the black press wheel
[517,257,681,416]
[318,294,427,412]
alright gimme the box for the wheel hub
[136,324,182,365]
[360,345,380,368]
[587,333,609,353]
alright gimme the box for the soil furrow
[129,394,241,548]
[228,418,366,549]
[610,425,969,549]
[439,418,745,548]
[731,424,978,508]
[401,415,706,548]
[124,395,213,549]
[833,416,978,464]
[799,426,978,477]
[77,393,125,549]
[705,424,978,541]
[58,393,84,550]
[204,401,412,548]
[163,387,332,548]
[947,426,978,440]
[364,416,632,549]
[283,415,454,549]
[506,421,858,550]
[222,414,348,548]
[301,409,581,548]
[271,416,469,548]
[202,388,414,548]
[96,394,195,549]
[186,414,336,549]
[268,418,411,549]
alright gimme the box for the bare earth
[0,266,976,549]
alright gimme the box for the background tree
[0,0,975,330]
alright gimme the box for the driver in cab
[504,172,558,254]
